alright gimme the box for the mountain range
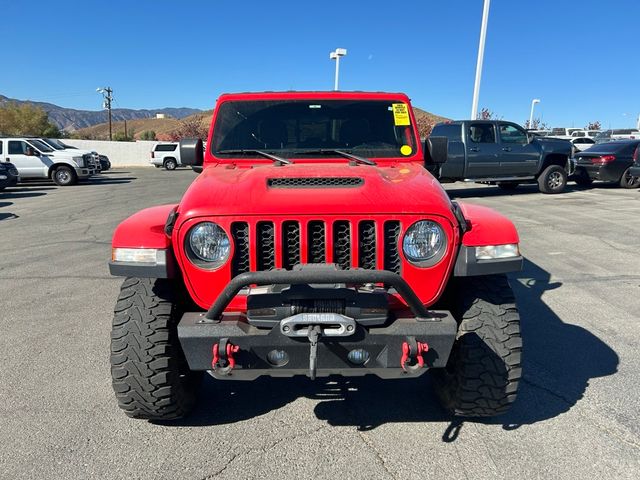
[0,95,202,132]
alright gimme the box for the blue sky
[2,0,639,128]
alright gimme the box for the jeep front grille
[230,219,402,278]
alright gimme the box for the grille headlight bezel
[402,220,447,267]
[186,222,231,269]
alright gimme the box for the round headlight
[188,222,230,266]
[402,220,446,265]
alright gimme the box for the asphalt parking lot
[1,168,639,479]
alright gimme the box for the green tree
[0,102,60,136]
[113,131,134,142]
[139,130,157,141]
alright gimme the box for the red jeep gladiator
[109,91,523,420]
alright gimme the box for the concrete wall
[61,139,158,167]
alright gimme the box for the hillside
[75,107,448,141]
[0,94,201,132]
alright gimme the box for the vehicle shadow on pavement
[447,183,588,199]
[82,176,137,185]
[0,201,19,221]
[164,259,618,439]
[0,190,47,199]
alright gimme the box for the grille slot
[383,221,401,274]
[333,221,351,270]
[282,221,301,270]
[257,221,275,270]
[267,177,364,188]
[358,221,377,270]
[231,222,250,277]
[307,221,326,263]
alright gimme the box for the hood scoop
[267,177,364,188]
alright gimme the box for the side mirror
[179,138,204,168]
[425,136,448,164]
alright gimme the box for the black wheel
[110,277,201,420]
[573,169,593,187]
[52,166,77,186]
[164,158,177,170]
[620,167,640,189]
[538,165,567,194]
[497,182,519,191]
[431,275,522,417]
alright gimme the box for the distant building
[155,113,167,119]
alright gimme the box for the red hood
[176,162,454,219]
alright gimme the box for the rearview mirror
[425,136,448,165]
[179,138,204,168]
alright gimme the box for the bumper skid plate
[177,311,457,380]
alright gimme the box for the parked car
[570,137,596,152]
[56,139,112,171]
[573,140,640,188]
[570,130,600,138]
[0,137,98,186]
[150,143,181,170]
[548,127,583,139]
[428,120,573,193]
[108,90,525,421]
[594,129,640,144]
[39,138,102,172]
[0,161,20,191]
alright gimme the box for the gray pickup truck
[427,120,573,193]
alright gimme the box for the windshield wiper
[294,149,376,166]
[216,149,293,165]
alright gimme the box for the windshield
[28,139,54,152]
[211,100,418,159]
[42,138,65,150]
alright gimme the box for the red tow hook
[212,339,239,375]
[401,338,429,373]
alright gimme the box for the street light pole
[97,87,113,141]
[529,99,541,129]
[330,48,347,91]
[471,0,491,120]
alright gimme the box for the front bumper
[74,167,97,178]
[176,267,458,380]
[178,313,457,379]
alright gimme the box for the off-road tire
[620,167,640,189]
[538,164,567,194]
[164,158,177,170]
[52,166,77,186]
[432,274,522,417]
[497,182,519,191]
[110,277,201,420]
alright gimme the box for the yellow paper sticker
[392,103,411,126]
[400,145,413,156]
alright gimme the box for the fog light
[267,349,289,367]
[347,349,370,365]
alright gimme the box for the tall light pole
[97,87,113,141]
[471,0,491,120]
[330,48,347,91]
[529,99,541,129]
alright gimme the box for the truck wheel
[620,167,640,189]
[164,158,177,170]
[431,275,522,417]
[497,182,519,191]
[110,277,201,420]
[538,165,567,193]
[52,166,77,186]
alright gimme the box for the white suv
[150,143,181,170]
[0,137,97,186]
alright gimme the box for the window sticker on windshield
[400,145,413,156]
[392,103,411,126]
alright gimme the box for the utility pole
[97,87,114,140]
[471,0,491,120]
